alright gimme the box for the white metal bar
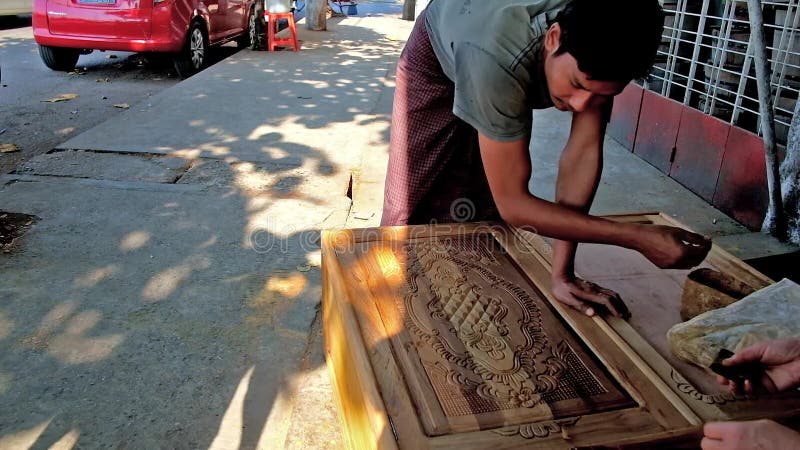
[664,0,684,97]
[773,0,800,120]
[732,31,755,124]
[709,0,738,115]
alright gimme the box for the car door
[225,0,247,36]
[201,0,226,42]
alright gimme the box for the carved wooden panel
[343,234,632,435]
[518,213,800,424]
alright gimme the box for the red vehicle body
[33,0,258,75]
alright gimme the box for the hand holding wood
[634,225,712,269]
[716,338,800,394]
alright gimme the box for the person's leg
[382,13,497,226]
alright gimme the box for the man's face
[543,24,627,113]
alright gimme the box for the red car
[33,0,258,76]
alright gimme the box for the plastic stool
[265,12,299,52]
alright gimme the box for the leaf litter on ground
[42,93,79,103]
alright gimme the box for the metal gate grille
[647,0,800,145]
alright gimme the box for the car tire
[38,45,79,72]
[236,7,254,49]
[248,4,265,50]
[173,22,207,79]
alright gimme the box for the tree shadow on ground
[0,10,407,450]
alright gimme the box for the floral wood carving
[401,236,570,412]
[492,417,581,439]
[356,233,633,433]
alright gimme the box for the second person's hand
[717,338,800,394]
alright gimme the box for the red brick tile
[608,83,644,151]
[670,107,731,202]
[713,127,768,229]
[633,90,682,173]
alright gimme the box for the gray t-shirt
[425,0,568,141]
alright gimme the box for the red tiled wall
[633,90,683,174]
[670,107,730,202]
[713,127,768,228]
[609,83,768,230]
[607,83,644,151]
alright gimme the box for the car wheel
[38,45,80,72]
[248,4,265,50]
[236,7,254,49]
[173,22,207,79]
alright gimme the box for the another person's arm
[701,419,800,450]
[701,339,800,450]
[717,338,800,394]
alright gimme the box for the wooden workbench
[322,213,800,449]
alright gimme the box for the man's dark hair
[554,0,664,81]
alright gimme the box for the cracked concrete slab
[15,150,191,183]
[58,16,408,174]
[177,159,350,203]
[0,175,350,450]
[0,11,412,450]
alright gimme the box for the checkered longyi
[381,11,500,226]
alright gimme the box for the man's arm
[476,135,710,262]
[552,108,605,280]
[550,107,629,317]
[478,122,712,314]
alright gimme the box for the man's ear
[545,23,561,53]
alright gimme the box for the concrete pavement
[0,4,796,450]
[1,11,411,450]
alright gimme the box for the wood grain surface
[343,233,632,435]
[323,221,705,448]
[515,213,800,422]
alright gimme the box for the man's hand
[717,338,800,394]
[634,224,712,269]
[551,275,630,319]
[702,419,800,450]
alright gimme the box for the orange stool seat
[265,12,300,52]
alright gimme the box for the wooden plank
[429,409,666,450]
[322,231,398,450]
[337,246,451,436]
[514,214,800,423]
[324,219,779,449]
[342,233,633,435]
[498,226,701,428]
[329,223,498,245]
[570,426,703,449]
[328,237,433,449]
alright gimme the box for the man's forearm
[552,240,577,280]
[478,130,711,272]
[551,109,606,278]
[501,194,643,248]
